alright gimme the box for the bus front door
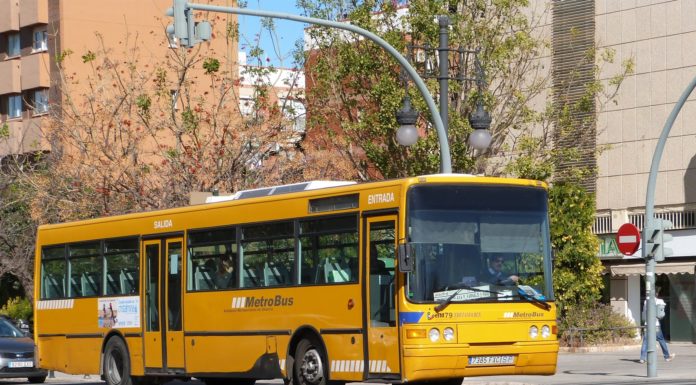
[143,238,185,372]
[365,216,400,378]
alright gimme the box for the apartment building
[559,0,696,343]
[0,0,236,157]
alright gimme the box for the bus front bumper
[402,342,558,381]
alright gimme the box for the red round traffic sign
[616,223,641,256]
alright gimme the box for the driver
[482,255,519,285]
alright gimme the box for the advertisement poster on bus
[98,296,140,328]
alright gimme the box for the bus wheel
[103,337,133,385]
[294,338,327,385]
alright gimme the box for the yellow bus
[34,174,558,385]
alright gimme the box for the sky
[237,1,306,69]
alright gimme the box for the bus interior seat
[324,259,350,283]
[44,274,63,298]
[120,268,138,294]
[106,272,120,294]
[81,272,99,296]
[194,263,214,290]
[243,263,260,287]
[70,277,80,297]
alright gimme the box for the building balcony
[0,117,46,157]
[0,59,21,94]
[0,0,19,33]
[19,0,48,27]
[21,51,50,90]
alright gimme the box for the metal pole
[438,16,449,136]
[185,2,453,173]
[642,74,696,377]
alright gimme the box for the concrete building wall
[595,0,696,213]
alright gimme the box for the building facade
[0,0,236,157]
[588,0,696,343]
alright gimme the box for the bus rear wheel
[293,338,327,385]
[103,337,133,385]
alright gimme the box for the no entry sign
[616,223,641,256]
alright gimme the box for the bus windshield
[405,184,552,304]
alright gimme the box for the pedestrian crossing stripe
[37,299,74,310]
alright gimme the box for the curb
[559,344,641,353]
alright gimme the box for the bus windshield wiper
[516,286,551,311]
[433,283,503,313]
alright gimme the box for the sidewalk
[464,342,696,384]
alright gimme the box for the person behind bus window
[215,253,234,289]
[482,255,519,286]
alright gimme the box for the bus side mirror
[398,243,414,272]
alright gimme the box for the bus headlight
[529,325,539,339]
[541,325,551,339]
[428,328,440,342]
[443,327,455,341]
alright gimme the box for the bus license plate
[468,355,515,366]
[9,361,34,368]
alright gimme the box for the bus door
[364,216,400,377]
[142,237,184,372]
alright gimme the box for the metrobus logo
[503,311,544,318]
[231,295,294,309]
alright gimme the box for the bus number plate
[468,355,515,366]
[9,361,33,368]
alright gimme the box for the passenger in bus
[215,255,234,289]
[482,255,519,286]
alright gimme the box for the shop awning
[609,262,696,276]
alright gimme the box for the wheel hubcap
[300,348,323,384]
[107,349,123,384]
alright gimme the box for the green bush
[559,302,638,347]
[0,297,33,322]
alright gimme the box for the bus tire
[103,337,133,385]
[293,338,327,385]
[27,375,47,384]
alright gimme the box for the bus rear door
[142,237,184,373]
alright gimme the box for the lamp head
[396,96,420,146]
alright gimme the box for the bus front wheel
[103,337,133,385]
[293,338,327,385]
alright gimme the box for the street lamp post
[169,0,456,172]
[401,16,492,152]
[642,74,696,377]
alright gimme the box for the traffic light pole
[171,1,453,173]
[642,74,696,377]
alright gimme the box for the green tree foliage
[548,182,604,318]
[0,297,33,322]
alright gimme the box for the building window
[7,33,20,57]
[8,95,22,119]
[33,28,48,52]
[33,89,49,115]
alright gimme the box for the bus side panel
[185,335,269,373]
[126,336,145,376]
[65,338,102,374]
[322,334,364,382]
[36,336,64,372]
[183,285,362,377]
